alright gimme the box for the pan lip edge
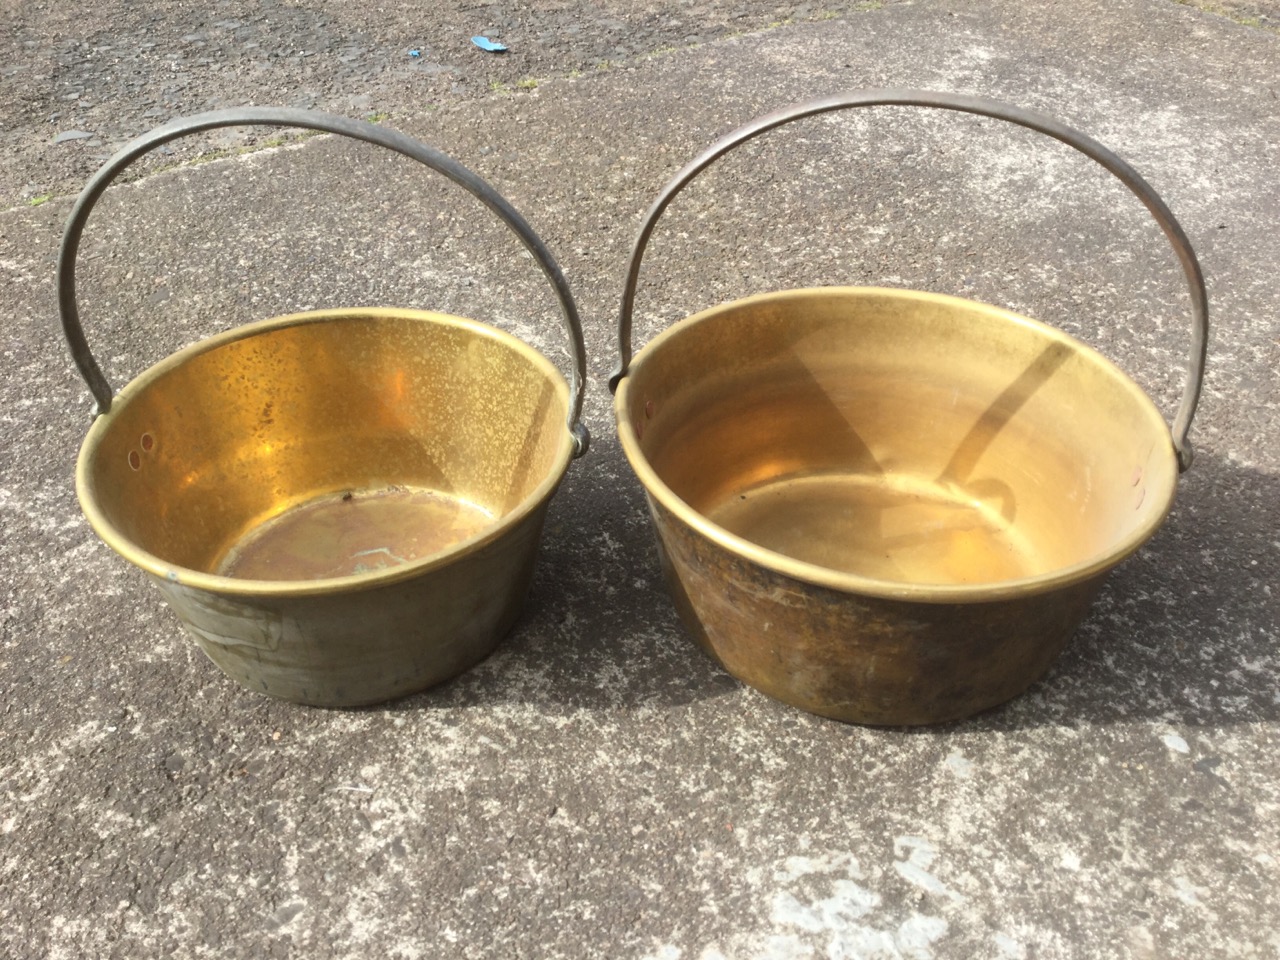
[74,307,576,598]
[614,286,1180,605]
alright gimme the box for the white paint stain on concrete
[944,751,974,779]
[692,847,954,959]
[770,879,880,932]
[893,837,965,905]
[642,839,973,959]
[748,917,949,960]
[897,914,951,956]
[777,851,864,883]
[1173,876,1208,909]
[994,932,1028,959]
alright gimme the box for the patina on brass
[612,91,1207,725]
[79,309,576,705]
[617,289,1177,724]
[61,109,589,707]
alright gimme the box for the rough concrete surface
[2,0,1279,957]
[1,0,923,207]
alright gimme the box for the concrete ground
[2,0,1278,957]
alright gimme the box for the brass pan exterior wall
[612,91,1206,724]
[59,109,589,706]
[647,493,1106,726]
[77,309,575,707]
[615,288,1178,725]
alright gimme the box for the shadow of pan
[962,450,1280,731]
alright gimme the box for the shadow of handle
[57,107,590,457]
[610,89,1206,472]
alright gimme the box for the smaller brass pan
[611,91,1207,725]
[61,109,589,707]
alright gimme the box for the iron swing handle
[610,89,1207,472]
[57,107,590,457]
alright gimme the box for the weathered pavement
[1,0,929,207]
[2,0,1278,957]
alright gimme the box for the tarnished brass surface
[651,494,1107,725]
[217,486,498,581]
[152,505,546,707]
[77,307,575,706]
[615,288,1179,724]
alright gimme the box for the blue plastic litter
[471,36,508,53]
[408,49,421,58]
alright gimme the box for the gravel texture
[7,0,1275,207]
[2,0,913,207]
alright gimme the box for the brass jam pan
[61,108,589,707]
[611,90,1207,725]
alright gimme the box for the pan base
[216,486,496,581]
[706,472,1038,586]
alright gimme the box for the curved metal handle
[59,107,589,457]
[611,89,1207,472]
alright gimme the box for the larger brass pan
[61,108,589,707]
[611,91,1207,725]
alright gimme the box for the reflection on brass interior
[701,339,1073,586]
[706,472,1035,584]
[632,290,1176,589]
[217,486,496,581]
[82,310,568,582]
[76,307,575,705]
[615,288,1182,725]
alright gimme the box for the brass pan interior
[619,287,1178,600]
[79,308,572,593]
